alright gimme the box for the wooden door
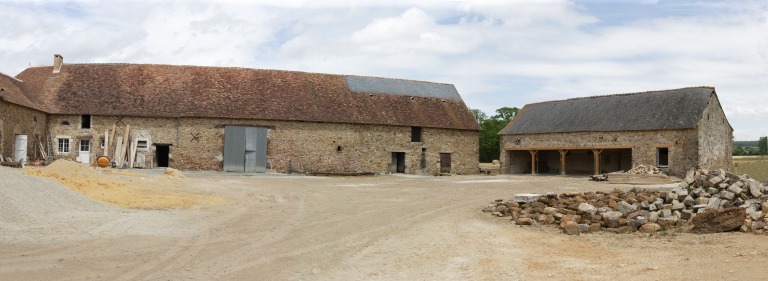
[440,153,451,174]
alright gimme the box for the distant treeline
[733,137,767,156]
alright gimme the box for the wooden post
[528,150,538,175]
[559,149,568,176]
[592,149,603,175]
[104,131,109,157]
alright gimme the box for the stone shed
[499,87,732,177]
[1,55,480,175]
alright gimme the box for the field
[733,156,768,182]
[2,163,767,280]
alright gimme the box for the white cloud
[0,0,766,139]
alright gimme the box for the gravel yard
[1,165,766,280]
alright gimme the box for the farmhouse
[0,55,479,175]
[499,87,732,177]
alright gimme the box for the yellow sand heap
[26,160,227,209]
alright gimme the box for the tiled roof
[14,64,479,130]
[500,87,718,135]
[0,72,45,111]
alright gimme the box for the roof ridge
[525,86,715,107]
[0,71,23,82]
[29,63,450,85]
[344,74,453,86]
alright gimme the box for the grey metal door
[245,127,268,173]
[224,126,268,173]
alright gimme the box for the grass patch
[733,157,768,182]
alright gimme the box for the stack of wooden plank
[108,124,141,169]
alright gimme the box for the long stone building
[0,55,480,175]
[499,87,732,177]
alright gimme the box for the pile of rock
[626,164,665,175]
[483,167,768,235]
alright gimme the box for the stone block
[705,197,721,210]
[720,191,735,200]
[639,223,661,233]
[683,195,695,207]
[708,176,723,186]
[649,211,659,222]
[656,217,678,230]
[659,209,672,218]
[515,218,533,225]
[727,184,742,195]
[602,211,624,228]
[671,202,685,211]
[691,208,746,233]
[752,221,766,230]
[562,221,579,235]
[616,201,637,215]
[577,224,590,234]
[749,181,763,197]
[513,193,543,203]
[578,203,597,214]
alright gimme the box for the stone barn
[1,55,480,175]
[499,87,732,177]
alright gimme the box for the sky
[1,0,766,140]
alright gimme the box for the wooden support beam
[592,149,603,175]
[559,149,568,176]
[528,150,538,175]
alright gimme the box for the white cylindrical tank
[14,135,27,162]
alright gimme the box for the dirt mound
[26,160,227,209]
[164,168,184,178]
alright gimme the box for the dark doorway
[391,152,405,173]
[420,148,427,170]
[440,153,452,174]
[156,144,170,167]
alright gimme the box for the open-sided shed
[499,87,732,177]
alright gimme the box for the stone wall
[697,94,733,172]
[48,114,479,174]
[0,101,48,161]
[500,129,700,176]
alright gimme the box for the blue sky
[1,0,766,139]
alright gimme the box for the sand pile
[164,168,184,178]
[26,160,227,209]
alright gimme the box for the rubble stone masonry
[697,96,733,172]
[48,114,479,175]
[500,129,701,177]
[0,101,48,160]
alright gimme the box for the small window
[81,115,91,129]
[657,148,669,168]
[411,127,422,142]
[61,121,70,126]
[57,138,70,154]
[137,140,148,149]
[336,145,343,152]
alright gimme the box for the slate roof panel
[499,87,715,135]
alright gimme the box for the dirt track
[1,167,767,280]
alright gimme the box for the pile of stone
[626,164,665,175]
[483,167,768,235]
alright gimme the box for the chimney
[53,54,63,73]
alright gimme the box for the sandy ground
[1,166,767,280]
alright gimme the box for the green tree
[493,107,519,122]
[759,136,768,155]
[471,109,487,124]
[732,146,745,156]
[473,107,520,163]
